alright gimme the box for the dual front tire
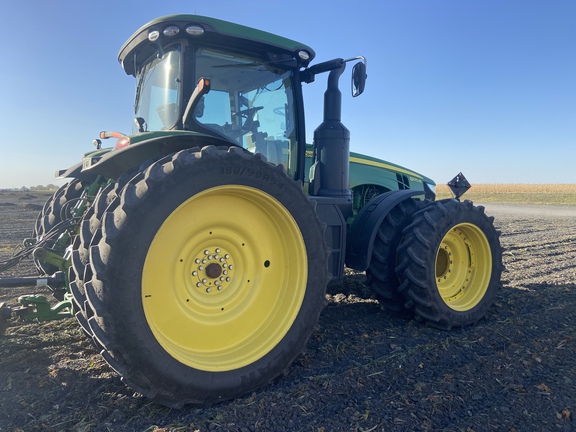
[367,198,503,329]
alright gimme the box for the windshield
[191,48,298,170]
[133,45,299,175]
[134,47,181,132]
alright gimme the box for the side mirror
[352,62,367,97]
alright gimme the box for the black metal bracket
[447,172,472,200]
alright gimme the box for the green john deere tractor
[0,14,503,407]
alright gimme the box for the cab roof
[118,14,316,76]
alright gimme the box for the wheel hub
[206,263,222,278]
[191,247,234,294]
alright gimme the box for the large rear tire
[396,199,503,329]
[84,146,329,407]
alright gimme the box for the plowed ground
[0,192,574,432]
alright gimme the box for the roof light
[298,50,310,61]
[163,25,180,37]
[186,25,204,36]
[148,29,160,42]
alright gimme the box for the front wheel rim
[435,223,492,311]
[142,185,308,371]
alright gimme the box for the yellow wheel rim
[435,223,492,311]
[142,185,307,371]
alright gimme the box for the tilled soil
[0,192,575,432]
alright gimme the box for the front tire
[366,198,422,315]
[396,199,503,329]
[84,146,329,406]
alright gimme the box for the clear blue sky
[1,0,574,188]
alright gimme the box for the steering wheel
[234,106,263,118]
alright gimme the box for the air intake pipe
[309,60,351,198]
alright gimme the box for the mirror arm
[181,78,211,128]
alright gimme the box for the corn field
[435,183,576,205]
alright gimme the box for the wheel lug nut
[206,288,211,293]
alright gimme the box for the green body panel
[83,133,434,200]
[302,146,434,194]
[348,151,434,191]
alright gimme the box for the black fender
[82,133,236,180]
[55,161,83,180]
[346,189,423,271]
[55,161,100,183]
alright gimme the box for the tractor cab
[134,45,295,167]
[118,14,365,184]
[119,14,319,180]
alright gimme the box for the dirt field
[0,191,575,432]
